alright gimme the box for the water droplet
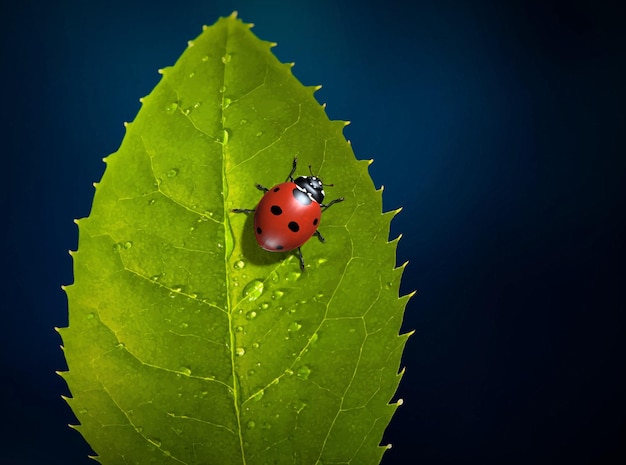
[241,119,247,124]
[149,437,161,447]
[235,326,244,333]
[251,390,264,402]
[261,303,269,310]
[296,365,311,380]
[79,408,88,414]
[310,333,319,344]
[289,321,302,332]
[247,369,255,376]
[284,368,294,375]
[233,260,245,270]
[115,342,125,349]
[180,322,189,329]
[269,271,279,283]
[112,243,122,252]
[286,271,301,282]
[243,280,264,301]
[246,310,257,320]
[235,347,246,356]
[316,258,328,266]
[255,131,263,137]
[262,422,271,430]
[221,128,231,145]
[167,168,179,178]
[86,313,95,320]
[222,97,232,109]
[148,199,156,206]
[219,85,227,93]
[202,55,209,62]
[272,290,284,300]
[165,102,178,114]
[123,241,133,249]
[189,71,195,78]
[179,366,192,376]
[246,420,256,429]
[221,53,232,63]
[193,101,201,109]
[252,342,260,349]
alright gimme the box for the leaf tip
[396,398,404,406]
[187,39,195,48]
[343,120,351,127]
[368,158,374,165]
[229,10,238,19]
[385,443,393,450]
[157,68,165,75]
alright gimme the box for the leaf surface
[60,13,411,465]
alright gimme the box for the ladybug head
[294,176,325,204]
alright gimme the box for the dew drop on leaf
[296,365,311,380]
[235,347,246,356]
[246,310,257,320]
[165,102,178,114]
[243,280,264,301]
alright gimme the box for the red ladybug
[232,158,343,270]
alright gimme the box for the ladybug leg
[313,230,326,243]
[286,157,298,182]
[255,184,269,192]
[321,197,345,210]
[231,208,255,213]
[296,247,305,271]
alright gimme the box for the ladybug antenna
[308,164,332,185]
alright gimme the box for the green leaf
[59,12,411,465]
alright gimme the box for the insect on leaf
[59,12,412,465]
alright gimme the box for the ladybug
[232,157,344,270]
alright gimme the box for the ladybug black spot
[256,227,262,234]
[271,205,283,215]
[288,221,300,232]
[313,218,318,226]
[275,245,284,250]
[273,187,280,192]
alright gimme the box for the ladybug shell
[253,182,321,252]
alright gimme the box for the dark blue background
[2,0,624,463]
